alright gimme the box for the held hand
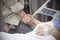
[18,10,33,24]
[21,14,33,24]
[18,10,41,28]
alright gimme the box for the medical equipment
[33,0,60,19]
[33,0,60,31]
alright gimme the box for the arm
[17,10,41,28]
[10,2,41,28]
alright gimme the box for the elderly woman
[0,10,60,40]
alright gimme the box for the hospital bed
[33,0,60,21]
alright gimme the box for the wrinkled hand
[18,10,33,24]
[21,14,33,24]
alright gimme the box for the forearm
[50,28,60,40]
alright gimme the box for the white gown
[0,22,56,40]
[0,31,56,40]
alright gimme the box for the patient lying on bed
[0,21,60,40]
[0,10,60,40]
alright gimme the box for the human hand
[18,10,33,24]
[21,14,33,24]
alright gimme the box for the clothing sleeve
[10,2,24,13]
[4,0,24,13]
